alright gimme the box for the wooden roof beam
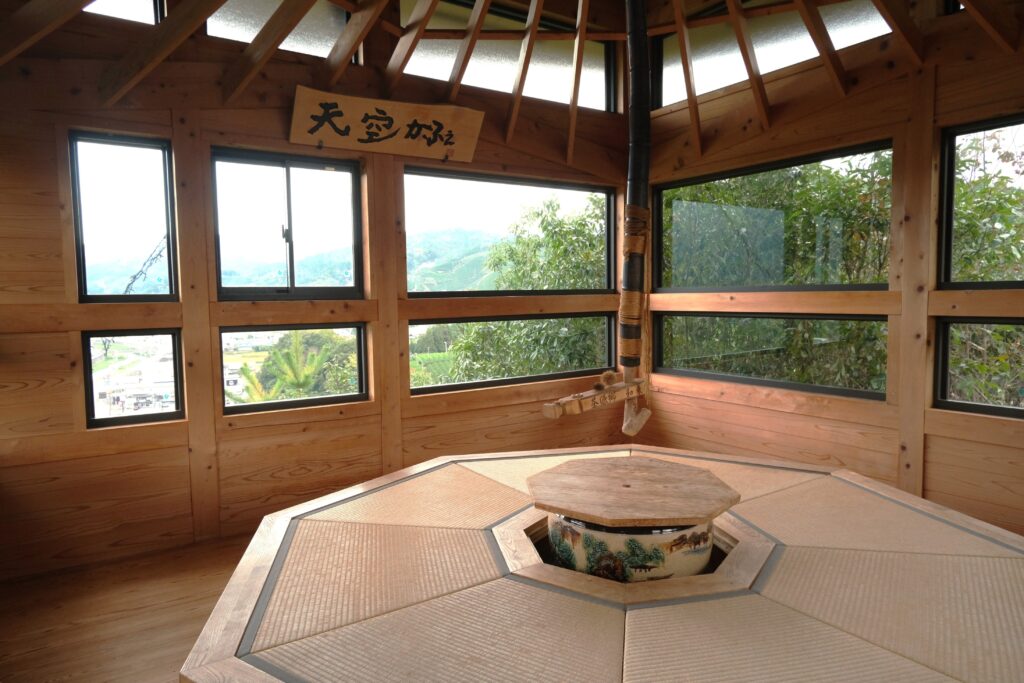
[506,0,545,143]
[322,0,390,86]
[725,0,771,129]
[99,0,230,106]
[794,0,848,96]
[328,0,402,36]
[960,0,1020,53]
[447,0,494,101]
[671,0,702,156]
[869,0,925,65]
[222,0,318,104]
[384,0,442,94]
[0,0,93,68]
[566,0,590,164]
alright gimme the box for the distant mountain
[407,229,502,293]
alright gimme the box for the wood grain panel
[218,416,383,536]
[0,446,194,579]
[924,434,1024,536]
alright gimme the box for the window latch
[281,225,292,243]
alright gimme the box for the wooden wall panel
[924,435,1024,537]
[217,416,383,536]
[0,447,194,579]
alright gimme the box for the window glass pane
[945,322,1024,410]
[88,333,178,420]
[208,0,346,58]
[74,139,173,296]
[659,315,887,395]
[660,148,892,289]
[403,0,608,110]
[409,316,610,390]
[222,327,361,408]
[404,173,609,293]
[748,12,818,74]
[214,160,289,289]
[289,166,356,288]
[85,0,156,23]
[948,121,1024,283]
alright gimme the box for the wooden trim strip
[399,293,619,320]
[924,407,1024,451]
[322,0,390,87]
[0,302,182,333]
[216,399,381,434]
[506,0,545,143]
[649,290,901,315]
[565,0,589,165]
[928,289,1024,318]
[794,0,847,96]
[221,0,318,104]
[210,299,378,327]
[446,0,493,102]
[99,0,231,106]
[869,0,925,65]
[726,0,771,129]
[0,0,92,68]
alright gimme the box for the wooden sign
[289,85,484,162]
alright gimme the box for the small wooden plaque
[527,456,740,527]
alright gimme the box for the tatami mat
[251,520,503,652]
[759,547,1024,682]
[461,451,629,494]
[251,577,625,682]
[635,451,823,502]
[624,593,952,682]
[308,464,532,528]
[732,477,1022,556]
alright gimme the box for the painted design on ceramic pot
[548,514,713,582]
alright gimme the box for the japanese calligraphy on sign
[290,85,484,162]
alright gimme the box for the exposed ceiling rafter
[794,0,848,96]
[870,0,925,65]
[671,0,703,156]
[506,0,545,143]
[960,0,1020,53]
[447,0,494,101]
[322,0,390,86]
[0,0,93,68]
[566,0,590,164]
[384,0,442,94]
[726,0,771,129]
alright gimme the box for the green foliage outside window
[946,323,1024,410]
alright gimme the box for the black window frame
[404,167,616,298]
[652,311,888,401]
[82,328,185,428]
[408,312,617,395]
[653,140,894,293]
[219,322,368,415]
[70,131,179,304]
[934,316,1024,419]
[211,148,365,302]
[938,113,1024,290]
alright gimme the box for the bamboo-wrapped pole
[619,0,652,436]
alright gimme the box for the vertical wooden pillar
[365,153,404,473]
[896,67,938,496]
[172,110,220,539]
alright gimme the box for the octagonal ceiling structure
[182,444,1024,682]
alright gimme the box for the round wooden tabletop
[526,455,740,527]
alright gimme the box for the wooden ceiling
[0,0,1020,152]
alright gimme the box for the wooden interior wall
[0,11,626,579]
[636,12,1024,536]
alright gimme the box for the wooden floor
[0,536,248,683]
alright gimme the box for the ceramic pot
[547,514,712,582]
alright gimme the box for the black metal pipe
[625,0,650,210]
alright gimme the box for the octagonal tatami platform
[181,444,1024,683]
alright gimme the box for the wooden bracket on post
[542,375,649,419]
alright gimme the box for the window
[404,170,613,295]
[655,314,888,399]
[220,325,366,413]
[207,0,347,58]
[212,150,362,300]
[936,319,1024,418]
[70,133,177,302]
[83,330,183,427]
[84,0,161,24]
[940,116,1024,287]
[402,0,614,111]
[654,0,891,108]
[656,145,892,291]
[409,315,614,393]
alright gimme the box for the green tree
[255,330,360,400]
[226,363,282,404]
